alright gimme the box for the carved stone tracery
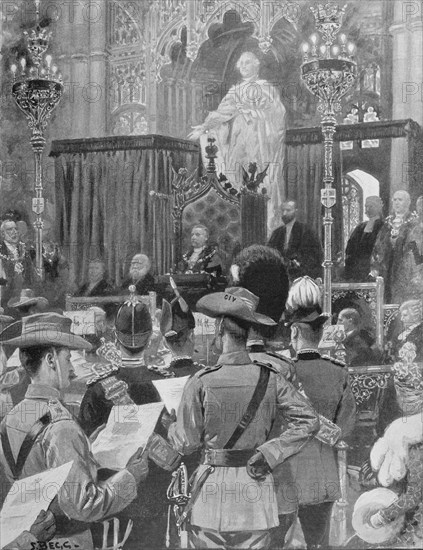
[147,0,299,82]
[109,2,142,46]
[111,60,147,110]
[108,2,148,135]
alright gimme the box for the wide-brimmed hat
[160,298,195,340]
[0,312,92,351]
[285,306,330,327]
[115,286,152,350]
[8,289,49,310]
[196,287,276,326]
[352,488,404,544]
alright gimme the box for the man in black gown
[344,196,384,281]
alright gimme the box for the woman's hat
[352,488,404,544]
[7,289,49,310]
[196,287,277,326]
[0,313,92,351]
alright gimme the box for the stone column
[50,0,73,141]
[88,0,108,137]
[70,0,91,137]
[391,1,423,123]
[389,0,423,193]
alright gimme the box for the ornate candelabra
[301,3,357,316]
[10,0,63,280]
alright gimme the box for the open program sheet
[91,402,164,469]
[152,375,190,413]
[0,461,73,548]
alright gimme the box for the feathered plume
[286,276,322,313]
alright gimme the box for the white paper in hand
[64,310,96,335]
[91,402,164,470]
[319,325,345,349]
[152,376,190,413]
[0,461,73,549]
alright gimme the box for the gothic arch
[108,0,144,48]
[152,1,298,82]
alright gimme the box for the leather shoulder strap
[198,364,223,377]
[224,366,270,449]
[264,351,295,366]
[0,413,52,480]
[252,359,279,374]
[174,364,271,529]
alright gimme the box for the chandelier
[300,3,357,316]
[10,0,63,280]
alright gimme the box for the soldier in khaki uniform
[230,245,301,544]
[168,287,319,549]
[0,313,149,550]
[281,277,357,549]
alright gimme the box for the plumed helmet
[286,276,322,313]
[284,275,329,327]
[115,286,152,351]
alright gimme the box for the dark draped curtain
[283,119,423,259]
[54,121,415,289]
[52,137,198,287]
[284,140,343,258]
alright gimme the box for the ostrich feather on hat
[370,413,423,487]
[285,276,322,312]
[370,342,423,486]
[284,276,329,326]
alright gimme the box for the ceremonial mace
[10,0,63,280]
[300,3,357,317]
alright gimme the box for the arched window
[341,170,381,260]
[342,175,363,248]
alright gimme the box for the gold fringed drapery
[51,136,199,287]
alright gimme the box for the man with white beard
[120,253,155,295]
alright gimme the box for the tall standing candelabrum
[10,0,63,280]
[300,3,357,316]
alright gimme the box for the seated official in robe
[75,258,113,297]
[178,224,222,278]
[337,308,380,367]
[119,253,155,295]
